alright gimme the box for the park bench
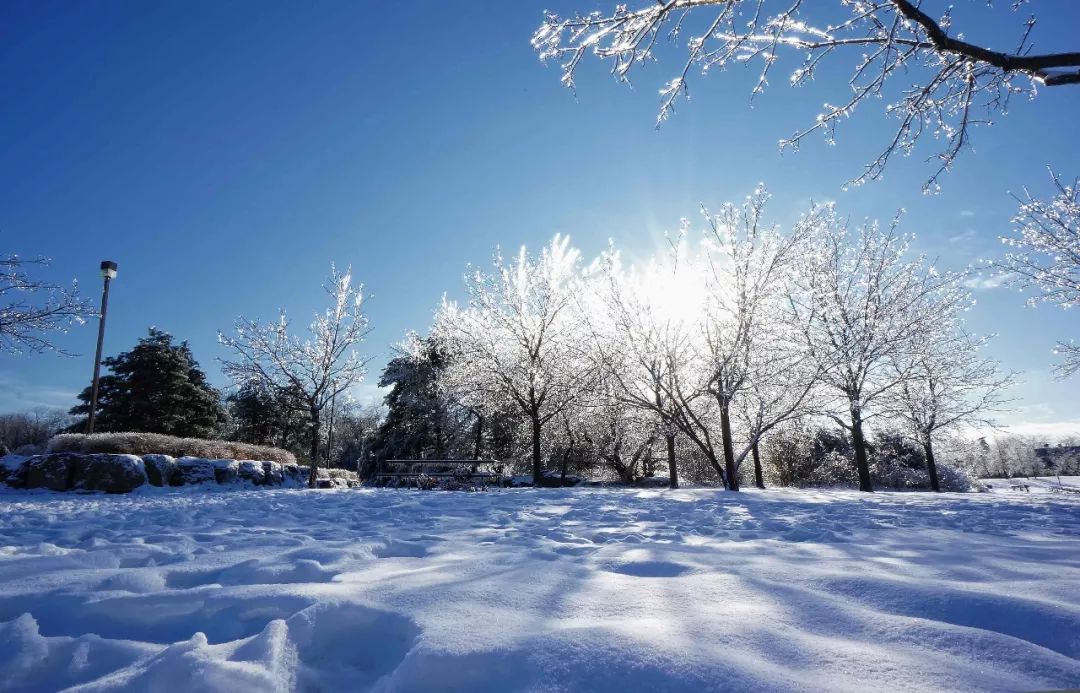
[1009,480,1030,492]
[372,460,507,488]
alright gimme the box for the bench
[1009,481,1030,492]
[371,460,507,488]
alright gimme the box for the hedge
[47,432,296,465]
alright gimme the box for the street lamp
[86,260,118,434]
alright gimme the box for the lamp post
[86,260,118,434]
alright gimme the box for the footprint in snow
[603,560,693,578]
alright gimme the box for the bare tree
[0,407,73,454]
[220,265,371,487]
[693,186,814,490]
[997,171,1080,378]
[1,255,94,355]
[732,343,819,489]
[585,192,817,490]
[885,328,1016,491]
[789,205,969,491]
[583,241,700,488]
[534,2,1080,191]
[434,236,593,485]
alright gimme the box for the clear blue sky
[2,1,1078,434]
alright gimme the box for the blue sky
[2,1,1078,434]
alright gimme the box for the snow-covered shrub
[869,433,927,490]
[48,432,295,465]
[764,426,975,491]
[937,464,978,492]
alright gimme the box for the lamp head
[100,260,118,280]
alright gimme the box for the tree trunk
[325,394,337,466]
[924,437,941,492]
[433,406,445,460]
[473,413,484,460]
[666,433,678,489]
[719,402,739,492]
[752,439,764,489]
[705,451,727,489]
[308,405,321,489]
[850,409,873,492]
[531,414,543,486]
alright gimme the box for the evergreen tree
[226,382,311,460]
[370,334,456,462]
[70,328,225,438]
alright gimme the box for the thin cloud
[964,271,1013,290]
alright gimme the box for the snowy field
[1,488,1079,692]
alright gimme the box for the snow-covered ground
[1,487,1078,692]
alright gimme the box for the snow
[0,487,1078,692]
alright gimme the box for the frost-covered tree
[692,187,815,490]
[732,345,819,490]
[998,172,1080,378]
[886,326,1015,491]
[1,255,94,355]
[220,266,371,487]
[586,193,817,490]
[573,393,659,484]
[371,333,474,463]
[0,408,73,454]
[434,236,593,484]
[327,400,382,473]
[583,241,700,488]
[790,206,969,491]
[534,2,1080,191]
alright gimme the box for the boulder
[71,454,146,493]
[538,471,583,488]
[172,457,216,486]
[283,464,305,484]
[142,454,176,487]
[212,460,239,484]
[24,453,78,491]
[0,455,29,488]
[262,461,284,486]
[236,460,265,485]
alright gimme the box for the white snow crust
[1,487,1078,692]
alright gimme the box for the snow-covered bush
[763,426,974,491]
[47,432,295,465]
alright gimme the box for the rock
[283,464,305,484]
[262,461,283,486]
[316,477,349,489]
[172,457,216,486]
[142,454,176,487]
[71,454,146,493]
[24,453,78,491]
[538,471,583,488]
[236,461,265,485]
[0,455,29,488]
[212,460,239,484]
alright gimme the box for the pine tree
[226,382,311,459]
[70,328,226,438]
[370,334,453,462]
